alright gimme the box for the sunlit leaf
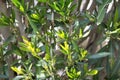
[87,69,98,75]
[60,41,69,55]
[57,30,65,39]
[11,0,25,13]
[80,49,88,59]
[19,5,24,12]
[31,13,39,20]
[38,0,47,3]
[66,67,81,79]
[53,2,60,11]
[11,67,24,75]
[19,37,40,58]
[79,28,83,38]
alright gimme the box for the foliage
[0,0,120,80]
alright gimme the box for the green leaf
[66,67,81,79]
[45,44,50,55]
[88,52,110,59]
[0,14,10,26]
[72,40,79,52]
[26,15,38,33]
[19,37,40,59]
[60,41,70,55]
[80,49,88,59]
[103,0,112,4]
[11,0,20,7]
[70,4,76,12]
[96,0,103,4]
[38,0,47,3]
[11,9,16,23]
[49,2,60,11]
[57,30,65,39]
[97,5,106,25]
[111,58,120,76]
[87,69,98,76]
[97,0,112,25]
[60,0,65,9]
[31,13,39,20]
[114,7,119,23]
[66,67,73,78]
[44,53,50,61]
[11,0,25,13]
[19,5,24,12]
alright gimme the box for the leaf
[72,40,79,52]
[88,52,110,59]
[4,49,22,57]
[103,0,112,4]
[97,0,112,25]
[0,14,10,26]
[57,30,65,39]
[45,44,50,55]
[11,0,20,7]
[70,4,76,12]
[38,0,47,3]
[44,53,50,61]
[87,69,98,76]
[60,0,65,9]
[60,41,70,55]
[97,5,106,25]
[11,0,25,13]
[95,67,104,71]
[66,67,81,79]
[111,58,120,76]
[96,0,103,4]
[36,72,46,79]
[79,28,83,38]
[11,9,16,23]
[19,5,24,12]
[65,67,74,79]
[49,2,60,11]
[19,42,30,52]
[114,7,119,23]
[11,67,24,75]
[31,13,39,20]
[19,37,40,58]
[26,15,38,33]
[109,28,120,34]
[80,49,88,59]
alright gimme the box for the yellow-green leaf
[57,30,65,39]
[22,36,31,46]
[60,41,69,54]
[87,69,98,75]
[81,49,87,58]
[11,66,24,75]
[19,5,24,12]
[31,13,39,20]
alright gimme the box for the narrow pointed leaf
[88,52,110,59]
